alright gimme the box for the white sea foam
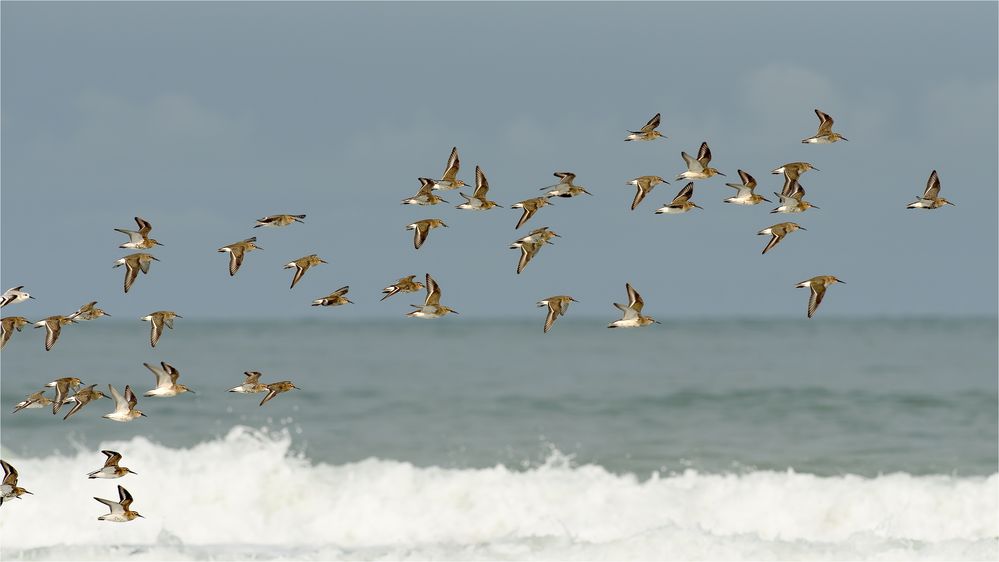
[1,426,996,561]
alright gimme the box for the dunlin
[802,109,847,143]
[12,391,52,414]
[402,178,448,206]
[655,182,703,214]
[46,377,83,415]
[796,275,845,318]
[627,176,669,210]
[228,371,267,394]
[114,253,160,293]
[511,197,554,229]
[69,301,110,322]
[758,222,806,254]
[771,162,818,181]
[254,214,306,228]
[284,255,327,289]
[62,384,107,420]
[33,315,77,351]
[1,316,30,350]
[537,295,577,333]
[907,170,955,209]
[516,239,545,274]
[406,273,458,318]
[114,216,162,249]
[431,147,469,191]
[772,178,818,214]
[724,170,771,205]
[456,166,502,210]
[510,226,560,249]
[142,310,181,348]
[0,460,31,505]
[94,485,143,522]
[624,113,666,142]
[259,381,299,406]
[143,361,194,397]
[676,142,725,181]
[104,385,145,422]
[381,275,425,301]
[218,237,263,276]
[312,286,353,307]
[406,219,447,250]
[1,286,34,308]
[543,172,592,198]
[88,451,137,479]
[608,283,660,328]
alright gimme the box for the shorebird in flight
[608,283,660,328]
[510,226,560,249]
[537,295,577,333]
[1,316,30,350]
[142,310,181,348]
[758,222,805,255]
[406,274,458,318]
[12,390,53,414]
[724,170,770,206]
[228,371,267,394]
[312,286,353,307]
[69,301,110,321]
[676,142,725,181]
[511,197,554,229]
[259,381,299,406]
[218,237,263,276]
[802,109,847,143]
[88,450,137,479]
[114,253,159,293]
[515,239,545,275]
[907,170,955,209]
[796,275,845,318]
[430,147,469,191]
[456,166,502,210]
[46,377,82,415]
[34,315,77,351]
[103,385,145,422]
[1,286,34,308]
[406,219,447,250]
[143,361,194,397]
[94,485,143,522]
[114,216,162,249]
[284,255,327,288]
[655,183,702,214]
[624,113,666,142]
[772,178,818,214]
[381,275,425,301]
[771,162,818,181]
[626,176,668,210]
[253,214,306,228]
[402,178,449,206]
[543,172,592,198]
[0,460,31,505]
[62,384,107,420]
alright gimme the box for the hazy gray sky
[2,2,996,320]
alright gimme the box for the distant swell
[1,427,996,561]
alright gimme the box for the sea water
[1,318,996,560]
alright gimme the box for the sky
[2,2,997,320]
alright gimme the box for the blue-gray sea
[1,317,997,560]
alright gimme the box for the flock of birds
[0,108,957,519]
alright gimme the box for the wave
[1,427,996,561]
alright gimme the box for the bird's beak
[137,514,145,518]
[762,197,772,203]
[812,167,820,171]
[799,227,807,231]
[128,469,138,475]
[175,315,183,318]
[717,172,727,177]
[837,279,846,284]
[156,242,165,246]
[655,321,662,324]
[151,256,161,261]
[451,310,460,315]
[188,389,196,394]
[841,137,849,141]
[693,204,704,210]
[442,223,449,227]
[320,259,328,264]
[23,490,33,495]
[104,312,112,317]
[256,246,264,250]
[946,201,955,206]
[810,205,820,209]
[139,412,147,417]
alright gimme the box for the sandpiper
[655,182,703,214]
[771,162,818,181]
[407,219,447,250]
[312,286,353,307]
[381,275,425,301]
[88,450,137,479]
[515,239,545,274]
[456,166,502,210]
[1,286,34,308]
[758,222,806,254]
[0,460,31,505]
[143,361,194,397]
[406,273,458,318]
[254,214,306,228]
[142,310,181,348]
[627,176,669,210]
[218,237,263,276]
[69,301,111,321]
[62,384,107,420]
[114,253,160,293]
[609,283,660,328]
[1,316,30,350]
[259,380,299,406]
[537,295,577,333]
[402,178,449,206]
[624,113,666,142]
[33,315,77,351]
[907,170,955,209]
[114,216,162,249]
[512,197,554,229]
[724,170,771,205]
[104,385,145,422]
[510,226,560,249]
[772,178,818,214]
[676,142,725,181]
[802,109,847,143]
[95,485,143,522]
[228,371,267,394]
[543,172,592,198]
[284,255,327,289]
[431,146,469,191]
[46,377,83,415]
[12,391,52,414]
[796,275,845,318]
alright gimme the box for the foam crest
[1,427,996,561]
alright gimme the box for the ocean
[0,317,996,560]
